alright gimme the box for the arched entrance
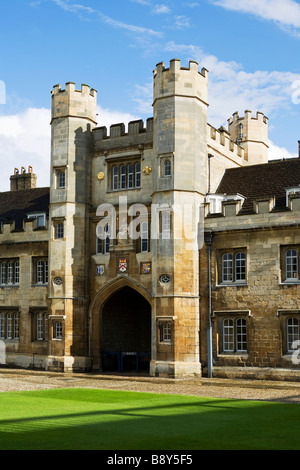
[90,277,153,372]
[89,277,152,373]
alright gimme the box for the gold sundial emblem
[97,171,105,181]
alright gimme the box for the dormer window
[285,186,300,206]
[205,194,245,215]
[27,212,46,228]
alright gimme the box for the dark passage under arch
[101,286,151,373]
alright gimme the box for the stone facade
[0,59,299,380]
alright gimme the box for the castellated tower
[151,59,209,377]
[49,82,97,371]
[228,110,269,165]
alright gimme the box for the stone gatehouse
[0,58,299,381]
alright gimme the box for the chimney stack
[10,166,37,191]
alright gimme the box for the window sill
[0,284,20,288]
[218,353,248,357]
[280,281,300,285]
[1,339,19,343]
[217,282,248,288]
[32,283,48,287]
[107,187,141,193]
[282,353,299,360]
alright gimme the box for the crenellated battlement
[153,58,208,106]
[93,118,153,141]
[51,82,97,124]
[0,217,49,240]
[205,192,300,222]
[153,58,208,79]
[227,110,269,165]
[51,82,97,97]
[228,110,268,127]
[208,124,245,160]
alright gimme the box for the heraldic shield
[118,258,127,273]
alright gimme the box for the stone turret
[48,82,97,372]
[153,58,209,193]
[151,59,208,378]
[228,110,269,164]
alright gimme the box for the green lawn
[0,388,299,450]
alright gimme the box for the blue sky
[0,0,300,190]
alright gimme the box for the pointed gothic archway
[89,277,152,373]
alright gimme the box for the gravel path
[0,368,300,403]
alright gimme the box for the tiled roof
[0,187,50,229]
[216,158,300,214]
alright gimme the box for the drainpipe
[208,153,214,194]
[205,231,214,378]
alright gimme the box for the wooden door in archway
[101,286,151,373]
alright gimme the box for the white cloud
[51,0,162,37]
[96,105,141,131]
[174,15,191,28]
[268,140,298,161]
[0,108,51,191]
[0,92,135,193]
[0,105,141,192]
[164,41,300,127]
[130,0,151,5]
[211,0,300,35]
[153,4,171,14]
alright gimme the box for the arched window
[236,318,247,352]
[37,313,44,340]
[14,313,19,340]
[135,163,141,187]
[0,313,4,339]
[160,321,172,343]
[287,317,299,352]
[110,160,141,190]
[96,224,111,254]
[286,249,298,280]
[1,263,6,285]
[113,166,119,190]
[222,318,247,353]
[56,222,64,239]
[127,164,133,188]
[105,224,110,254]
[223,318,234,352]
[44,313,48,341]
[120,165,126,189]
[7,262,13,284]
[55,321,63,340]
[35,259,48,284]
[222,253,233,282]
[58,170,65,189]
[164,159,171,177]
[235,252,246,282]
[37,260,44,284]
[14,261,19,285]
[141,221,148,253]
[161,211,171,239]
[7,313,12,340]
